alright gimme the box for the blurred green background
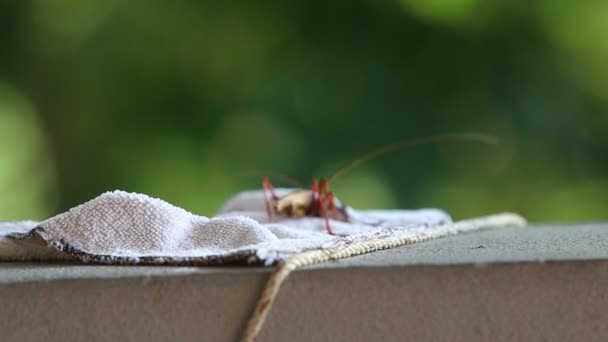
[1,1,607,222]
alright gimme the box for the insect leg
[319,179,336,235]
[326,191,339,220]
[262,177,278,222]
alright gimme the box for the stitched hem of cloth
[6,227,265,266]
[240,212,527,341]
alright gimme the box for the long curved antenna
[327,132,498,184]
[240,170,304,188]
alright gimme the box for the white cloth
[0,190,454,265]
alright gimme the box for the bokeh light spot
[0,83,57,220]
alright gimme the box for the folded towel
[0,190,525,265]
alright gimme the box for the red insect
[261,133,497,235]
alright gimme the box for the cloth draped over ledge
[0,190,526,266]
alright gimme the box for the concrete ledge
[1,224,607,341]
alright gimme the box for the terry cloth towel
[0,190,526,266]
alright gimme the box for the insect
[261,132,498,235]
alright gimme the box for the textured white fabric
[0,190,452,265]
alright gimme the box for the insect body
[261,132,498,235]
[263,177,348,235]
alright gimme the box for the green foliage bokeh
[0,1,607,222]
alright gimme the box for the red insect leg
[326,191,339,220]
[262,177,279,222]
[318,179,337,235]
[311,179,331,230]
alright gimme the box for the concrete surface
[1,223,607,341]
[315,222,608,268]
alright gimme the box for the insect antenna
[327,132,498,184]
[240,170,304,188]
